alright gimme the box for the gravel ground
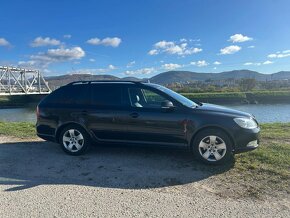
[0,136,289,217]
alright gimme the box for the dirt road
[0,136,289,217]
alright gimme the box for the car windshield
[146,84,198,108]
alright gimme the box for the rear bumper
[36,119,57,142]
[37,133,56,142]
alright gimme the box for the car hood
[195,103,252,117]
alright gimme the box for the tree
[238,78,256,91]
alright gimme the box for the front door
[124,87,188,146]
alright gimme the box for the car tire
[59,125,90,155]
[192,128,233,165]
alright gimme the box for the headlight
[234,117,257,129]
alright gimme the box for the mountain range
[45,70,290,88]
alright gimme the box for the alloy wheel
[62,129,84,152]
[198,135,227,162]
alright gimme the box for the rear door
[86,84,129,141]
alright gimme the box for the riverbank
[0,95,46,107]
[0,121,289,198]
[182,90,290,104]
[1,90,290,106]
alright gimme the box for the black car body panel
[36,81,260,153]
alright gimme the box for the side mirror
[161,100,175,111]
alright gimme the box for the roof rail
[67,80,143,86]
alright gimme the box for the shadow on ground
[0,140,234,191]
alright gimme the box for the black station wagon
[36,81,260,164]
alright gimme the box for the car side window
[43,84,90,105]
[91,84,123,107]
[62,85,90,105]
[128,87,168,108]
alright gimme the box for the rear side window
[42,84,90,105]
[91,84,124,107]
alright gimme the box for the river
[0,103,290,123]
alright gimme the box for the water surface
[1,104,290,123]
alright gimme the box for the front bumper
[234,139,259,153]
[233,127,260,154]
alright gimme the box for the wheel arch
[55,122,92,143]
[190,125,236,151]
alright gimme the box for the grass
[0,121,35,138]
[252,90,290,96]
[182,90,290,102]
[213,123,290,198]
[0,121,289,198]
[182,92,246,98]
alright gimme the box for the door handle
[129,112,139,118]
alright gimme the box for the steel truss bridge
[0,66,51,96]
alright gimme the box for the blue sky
[1,0,290,77]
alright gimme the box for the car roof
[67,80,144,86]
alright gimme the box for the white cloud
[213,61,221,65]
[166,45,183,55]
[148,49,159,55]
[162,63,182,70]
[63,34,72,39]
[87,38,100,45]
[282,50,290,53]
[89,58,96,62]
[248,45,255,48]
[244,62,255,66]
[148,40,202,56]
[263,60,273,65]
[268,53,290,58]
[220,45,241,55]
[28,46,85,68]
[41,47,84,61]
[102,37,122,47]
[0,38,10,47]
[268,54,277,58]
[190,60,209,67]
[183,47,202,55]
[18,46,86,71]
[72,65,116,74]
[126,61,136,68]
[108,64,116,70]
[155,41,175,48]
[189,39,201,42]
[124,67,155,76]
[244,61,273,66]
[87,37,121,47]
[30,37,61,47]
[228,34,253,43]
[197,60,209,67]
[18,60,37,67]
[268,50,290,58]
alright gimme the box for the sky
[0,0,290,78]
